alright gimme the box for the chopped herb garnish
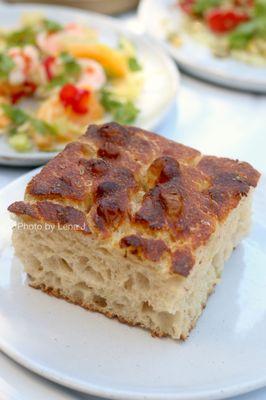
[128,57,142,72]
[101,90,121,111]
[2,104,29,125]
[31,118,57,136]
[47,74,68,89]
[0,54,15,79]
[42,19,63,33]
[193,0,221,14]
[60,52,81,77]
[1,104,57,136]
[228,21,256,49]
[229,16,266,49]
[255,0,266,16]
[101,90,139,124]
[113,101,139,124]
[5,26,37,47]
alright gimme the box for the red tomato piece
[206,9,249,33]
[11,92,24,104]
[43,56,55,81]
[71,89,90,114]
[59,83,77,106]
[59,84,90,114]
[11,81,36,104]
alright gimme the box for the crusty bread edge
[29,281,216,340]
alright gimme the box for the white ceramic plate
[138,0,266,93]
[0,352,83,400]
[0,3,179,167]
[0,169,266,400]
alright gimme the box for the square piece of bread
[8,123,260,340]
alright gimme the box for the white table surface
[0,10,266,400]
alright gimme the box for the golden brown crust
[171,247,195,276]
[198,156,259,219]
[26,142,91,202]
[8,122,260,277]
[120,234,168,262]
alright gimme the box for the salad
[0,14,142,152]
[174,0,266,65]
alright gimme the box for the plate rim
[0,2,179,167]
[0,170,266,400]
[1,339,266,400]
[138,0,266,93]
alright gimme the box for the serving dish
[0,168,266,399]
[0,3,179,166]
[7,122,260,341]
[139,0,266,92]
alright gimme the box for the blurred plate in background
[139,0,266,93]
